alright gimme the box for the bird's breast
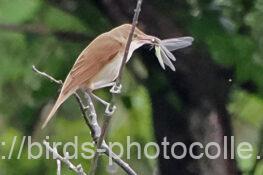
[87,40,144,90]
[88,51,124,90]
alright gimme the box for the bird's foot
[83,105,90,111]
[105,103,116,116]
[110,83,122,94]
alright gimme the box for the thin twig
[89,115,111,175]
[102,143,137,175]
[74,92,101,140]
[117,0,143,84]
[33,66,137,175]
[90,0,143,174]
[43,140,86,175]
[57,159,61,175]
[83,91,136,175]
[32,65,63,85]
[54,147,62,175]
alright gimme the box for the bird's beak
[137,34,158,44]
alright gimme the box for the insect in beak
[152,37,194,71]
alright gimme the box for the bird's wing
[62,34,122,94]
[41,34,122,129]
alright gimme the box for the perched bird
[42,24,193,128]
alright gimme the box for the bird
[41,24,193,129]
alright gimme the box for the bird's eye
[133,34,138,38]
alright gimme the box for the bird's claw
[83,105,90,111]
[110,83,122,94]
[105,103,116,116]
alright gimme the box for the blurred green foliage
[0,0,262,174]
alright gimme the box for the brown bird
[42,24,193,128]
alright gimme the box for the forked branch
[89,0,143,175]
[32,66,136,175]
[43,140,86,175]
[32,1,143,174]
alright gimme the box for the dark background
[0,0,262,174]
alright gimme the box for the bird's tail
[41,87,76,129]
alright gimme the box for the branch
[0,23,91,42]
[32,66,137,175]
[43,140,86,175]
[55,147,62,175]
[32,65,63,85]
[102,143,137,175]
[89,1,143,174]
[117,0,143,83]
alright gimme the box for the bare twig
[31,2,144,172]
[57,159,61,175]
[54,147,62,175]
[32,65,63,85]
[43,140,86,175]
[74,92,101,140]
[117,0,143,83]
[83,92,137,175]
[32,66,137,175]
[89,110,112,175]
[90,0,143,174]
[102,143,137,175]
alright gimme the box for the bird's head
[109,24,156,44]
[110,24,194,71]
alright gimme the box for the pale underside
[88,40,144,90]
